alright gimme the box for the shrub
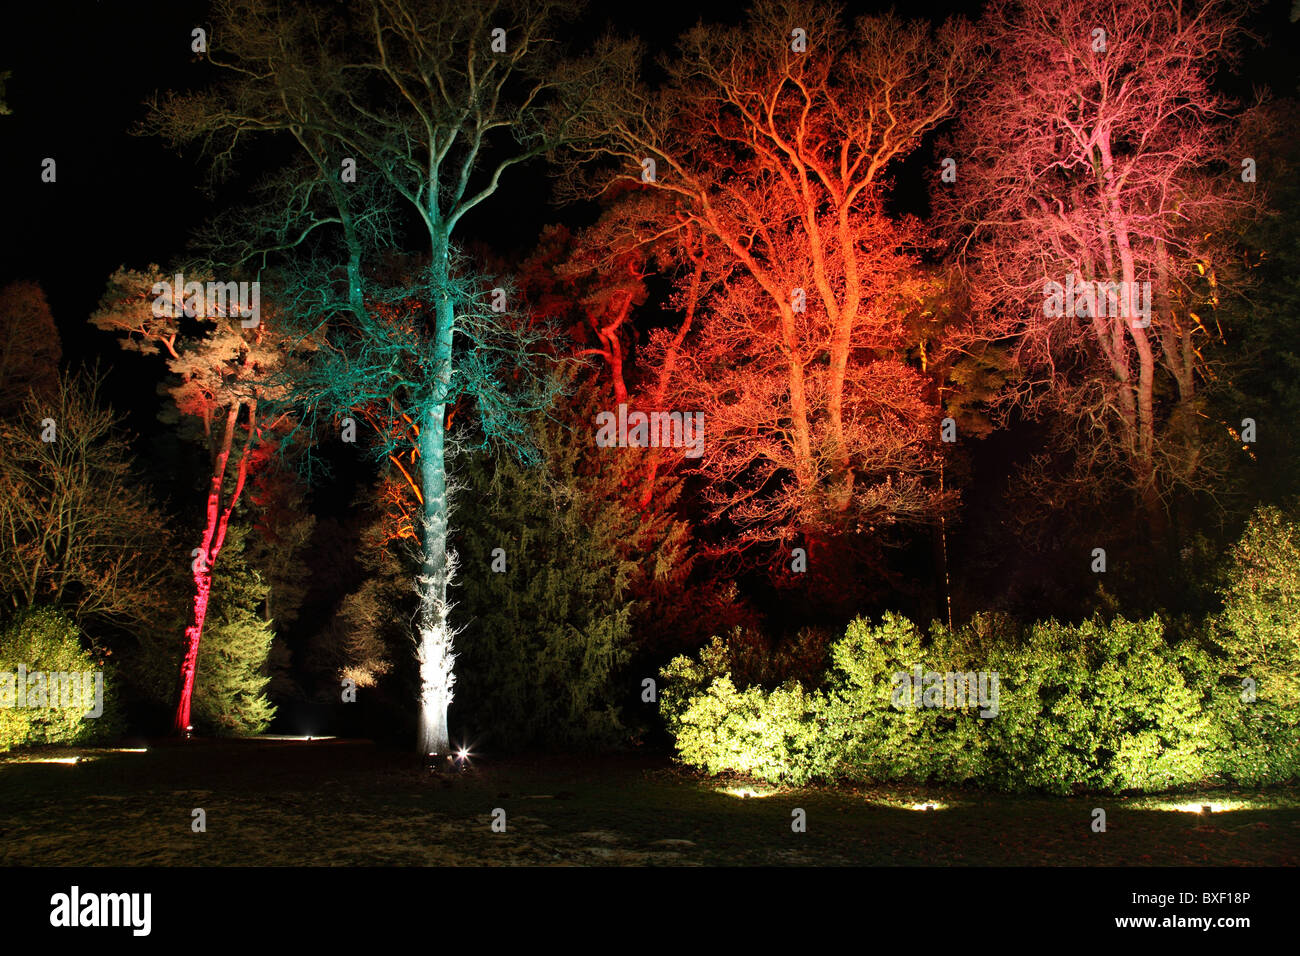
[0,606,122,751]
[983,617,1212,794]
[660,637,823,784]
[661,612,1250,794]
[819,613,991,785]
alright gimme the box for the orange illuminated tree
[566,0,980,547]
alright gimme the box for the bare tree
[934,0,1267,524]
[0,369,173,632]
[563,0,979,543]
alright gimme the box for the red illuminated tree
[567,0,980,544]
[91,267,301,734]
[934,0,1267,523]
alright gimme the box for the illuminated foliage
[1212,505,1300,709]
[0,607,122,752]
[662,611,1286,793]
[452,383,692,748]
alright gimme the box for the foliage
[1202,504,1300,784]
[660,638,824,785]
[130,524,276,735]
[0,607,122,751]
[662,609,1290,793]
[453,385,692,749]
[189,525,277,735]
[819,614,992,785]
[977,616,1213,794]
[1211,504,1300,706]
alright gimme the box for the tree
[145,0,617,754]
[565,0,979,548]
[0,368,173,632]
[1212,504,1300,707]
[452,381,693,748]
[0,280,61,413]
[91,266,301,734]
[935,0,1266,526]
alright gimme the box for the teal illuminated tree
[147,0,616,754]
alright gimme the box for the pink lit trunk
[171,397,256,734]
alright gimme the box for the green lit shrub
[659,636,823,784]
[982,617,1213,794]
[818,613,991,785]
[662,612,1264,794]
[0,606,122,751]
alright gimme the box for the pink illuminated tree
[935,0,1268,524]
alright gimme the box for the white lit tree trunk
[416,254,457,756]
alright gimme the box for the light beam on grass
[716,785,779,799]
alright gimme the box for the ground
[1,739,1296,866]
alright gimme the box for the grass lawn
[1,738,1296,866]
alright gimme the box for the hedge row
[661,612,1299,793]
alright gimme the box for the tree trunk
[170,397,256,735]
[171,566,212,733]
[416,234,457,755]
[416,401,454,755]
[170,402,239,734]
